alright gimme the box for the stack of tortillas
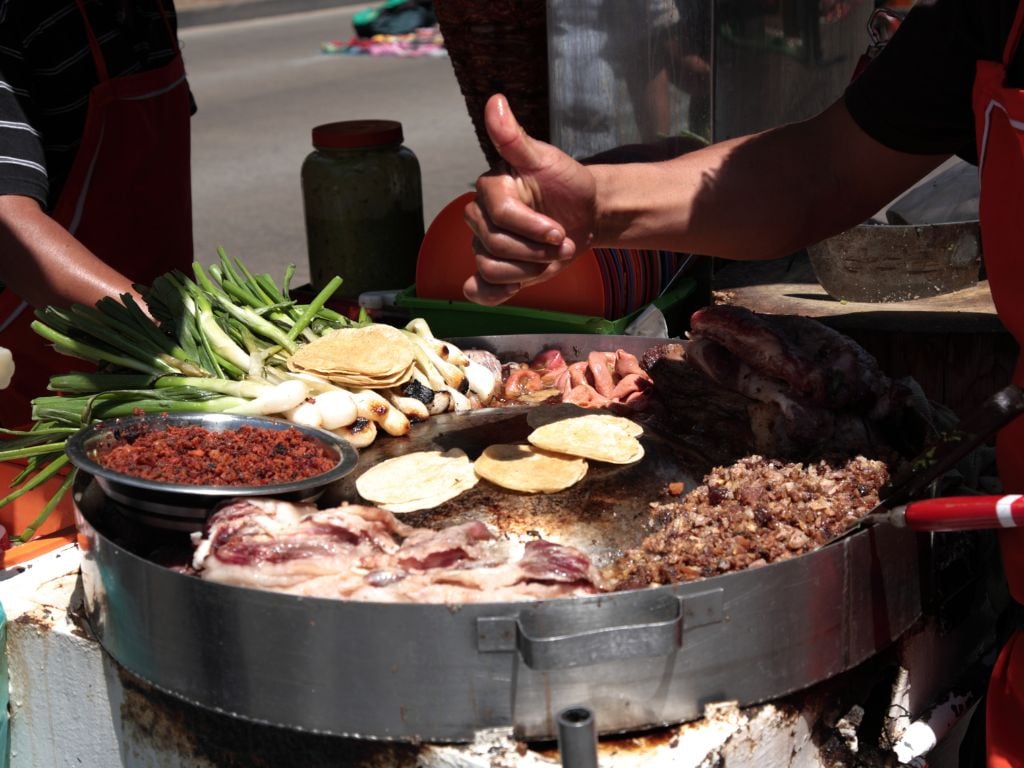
[355,448,478,513]
[286,325,417,388]
[475,414,644,495]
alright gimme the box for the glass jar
[301,120,424,298]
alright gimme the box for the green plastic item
[352,0,406,27]
[395,278,698,338]
[352,0,433,38]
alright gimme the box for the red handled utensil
[864,493,1024,532]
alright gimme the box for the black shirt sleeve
[0,48,49,205]
[844,0,1019,165]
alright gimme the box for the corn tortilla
[474,443,588,493]
[324,367,415,389]
[527,414,644,464]
[355,448,478,512]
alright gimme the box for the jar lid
[311,120,404,149]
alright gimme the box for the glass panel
[714,0,874,140]
[547,0,875,155]
[547,0,713,159]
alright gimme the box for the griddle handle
[478,590,723,671]
[517,612,681,671]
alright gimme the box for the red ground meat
[96,424,337,486]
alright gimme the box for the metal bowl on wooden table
[807,220,981,303]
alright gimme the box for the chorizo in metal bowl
[66,412,359,530]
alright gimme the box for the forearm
[591,100,950,260]
[0,195,138,308]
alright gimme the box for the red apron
[973,2,1024,765]
[0,0,193,426]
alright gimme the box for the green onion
[2,255,364,547]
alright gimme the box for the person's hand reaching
[462,94,599,306]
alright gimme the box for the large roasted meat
[645,305,921,467]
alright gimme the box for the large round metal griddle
[74,334,924,743]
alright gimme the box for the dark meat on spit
[644,305,919,465]
[688,306,895,412]
[192,498,605,602]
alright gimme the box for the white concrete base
[0,546,994,767]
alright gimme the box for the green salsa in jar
[301,120,424,299]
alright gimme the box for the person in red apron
[460,2,1024,762]
[973,2,1024,763]
[0,0,193,426]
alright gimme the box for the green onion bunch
[1,249,366,545]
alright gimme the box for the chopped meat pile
[604,455,889,591]
[192,498,604,603]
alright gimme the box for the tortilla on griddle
[527,414,644,464]
[286,325,417,387]
[355,448,478,512]
[474,443,588,493]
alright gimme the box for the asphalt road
[180,6,484,288]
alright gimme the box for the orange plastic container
[415,192,607,317]
[0,461,77,568]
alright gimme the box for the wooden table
[712,254,1019,418]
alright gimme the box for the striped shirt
[0,0,186,210]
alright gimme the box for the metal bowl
[807,220,981,303]
[65,412,359,530]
